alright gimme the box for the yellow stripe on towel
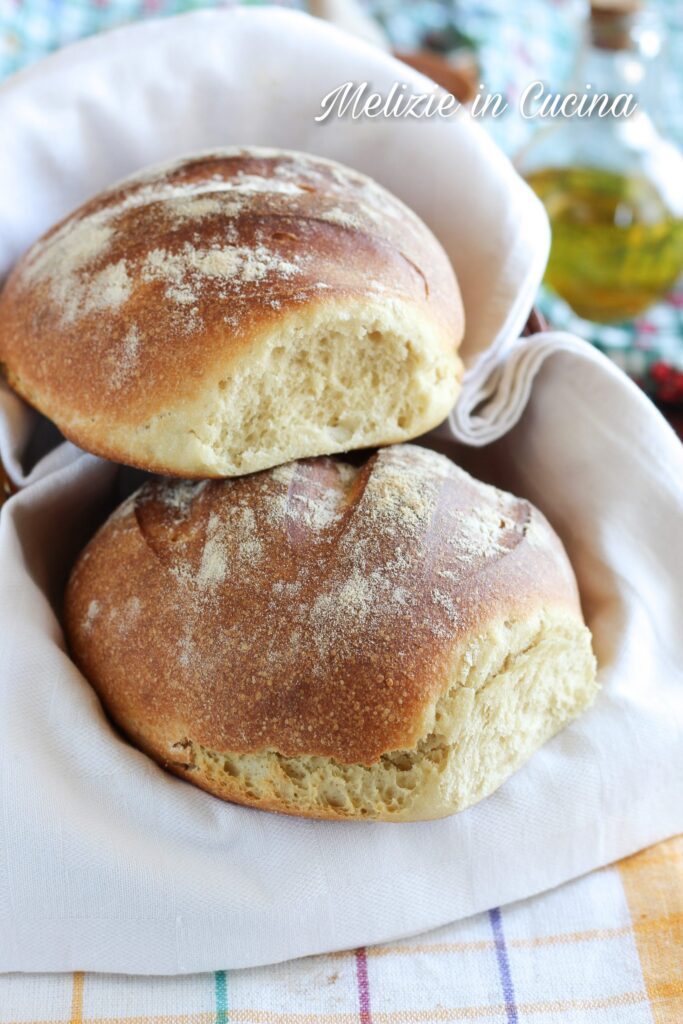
[70,972,84,1024]
[619,835,683,1023]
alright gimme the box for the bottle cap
[590,0,641,11]
[590,0,641,49]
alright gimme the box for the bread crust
[64,445,596,819]
[0,148,464,476]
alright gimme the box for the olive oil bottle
[526,165,683,321]
[518,1,683,323]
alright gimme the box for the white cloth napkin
[0,8,681,976]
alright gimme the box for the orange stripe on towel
[70,972,84,1024]
[619,835,683,1024]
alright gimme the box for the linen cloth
[0,8,682,976]
[0,835,681,1022]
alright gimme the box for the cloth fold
[451,331,601,445]
[0,7,681,976]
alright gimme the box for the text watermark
[315,81,638,123]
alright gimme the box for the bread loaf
[64,444,598,821]
[0,148,464,477]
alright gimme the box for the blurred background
[1,0,682,415]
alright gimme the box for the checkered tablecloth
[0,834,680,1022]
[538,285,683,406]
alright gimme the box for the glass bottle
[516,1,683,323]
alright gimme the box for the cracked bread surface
[64,444,598,820]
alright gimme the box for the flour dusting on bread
[64,442,597,821]
[131,445,530,670]
[0,147,463,477]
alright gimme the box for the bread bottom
[145,609,598,821]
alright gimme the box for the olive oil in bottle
[526,166,683,321]
[518,1,683,322]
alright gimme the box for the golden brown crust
[64,444,584,770]
[0,148,463,473]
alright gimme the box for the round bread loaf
[64,444,598,821]
[0,148,463,477]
